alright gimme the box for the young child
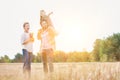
[40,10,54,27]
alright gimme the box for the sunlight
[32,23,94,54]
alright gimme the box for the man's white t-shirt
[21,32,33,52]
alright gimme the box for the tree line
[0,33,120,63]
[92,33,120,61]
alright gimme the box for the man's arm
[21,34,30,45]
[22,38,31,45]
[21,33,34,45]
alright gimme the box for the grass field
[0,62,120,80]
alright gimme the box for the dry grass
[0,62,120,80]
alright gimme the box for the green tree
[103,33,120,61]
[13,53,23,62]
[35,52,42,62]
[92,39,102,61]
[0,55,11,63]
[54,51,67,62]
[92,33,120,61]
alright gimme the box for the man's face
[24,24,30,32]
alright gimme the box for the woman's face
[41,21,48,29]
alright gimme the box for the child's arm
[47,12,54,27]
[48,12,53,17]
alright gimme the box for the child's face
[40,11,46,16]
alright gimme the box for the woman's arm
[49,27,58,38]
[37,29,42,40]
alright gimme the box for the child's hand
[48,12,53,16]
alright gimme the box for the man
[21,22,34,79]
[37,20,57,75]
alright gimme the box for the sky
[0,0,120,59]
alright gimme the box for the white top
[21,32,33,52]
[40,27,55,50]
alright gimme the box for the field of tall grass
[0,62,120,80]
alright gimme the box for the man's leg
[27,52,32,78]
[22,49,27,73]
[22,49,30,80]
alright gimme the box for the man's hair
[23,22,29,28]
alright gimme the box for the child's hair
[40,10,47,22]
[40,10,45,13]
